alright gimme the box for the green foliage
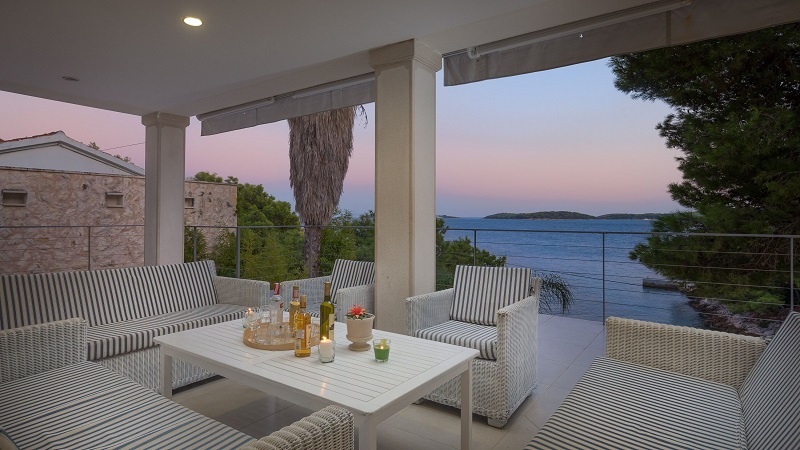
[612,24,800,313]
[192,171,224,183]
[189,172,304,282]
[183,226,208,262]
[535,271,575,314]
[435,218,506,288]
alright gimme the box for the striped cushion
[449,265,531,326]
[329,259,374,303]
[0,361,253,449]
[86,304,245,360]
[415,320,497,360]
[526,357,746,449]
[739,311,800,450]
[0,261,218,329]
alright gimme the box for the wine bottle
[294,295,311,357]
[270,282,283,325]
[319,281,334,340]
[289,285,300,333]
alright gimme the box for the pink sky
[0,59,683,217]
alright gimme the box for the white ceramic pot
[345,315,374,351]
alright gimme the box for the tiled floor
[173,314,606,450]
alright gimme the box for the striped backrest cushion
[329,259,374,303]
[0,261,218,329]
[739,312,800,450]
[449,265,532,326]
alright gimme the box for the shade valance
[199,75,374,136]
[444,0,800,86]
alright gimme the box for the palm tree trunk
[303,226,322,277]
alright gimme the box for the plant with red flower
[346,304,373,319]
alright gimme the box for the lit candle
[318,337,335,362]
[373,338,391,362]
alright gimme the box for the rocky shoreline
[689,298,785,337]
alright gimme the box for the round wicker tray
[243,322,320,351]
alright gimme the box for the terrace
[2,1,799,449]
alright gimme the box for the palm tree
[288,107,357,277]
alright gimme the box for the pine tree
[611,24,800,313]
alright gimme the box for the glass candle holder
[373,339,391,362]
[318,337,335,363]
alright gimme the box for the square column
[141,112,190,266]
[369,40,441,333]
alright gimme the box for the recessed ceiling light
[182,16,203,27]
[62,76,80,82]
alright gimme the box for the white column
[369,40,441,334]
[141,112,190,266]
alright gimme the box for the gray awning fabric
[199,75,375,136]
[444,0,800,86]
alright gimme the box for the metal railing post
[473,230,477,266]
[602,233,606,323]
[87,226,92,270]
[791,236,795,311]
[235,227,241,278]
[192,226,198,262]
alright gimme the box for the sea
[441,217,704,327]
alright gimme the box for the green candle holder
[373,338,391,362]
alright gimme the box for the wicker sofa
[527,313,800,449]
[0,318,355,450]
[0,260,268,391]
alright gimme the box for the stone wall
[0,168,236,274]
[184,180,237,250]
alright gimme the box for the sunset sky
[0,58,683,217]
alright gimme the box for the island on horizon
[484,211,667,220]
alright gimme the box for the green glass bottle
[319,281,334,340]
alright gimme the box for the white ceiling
[1,0,655,118]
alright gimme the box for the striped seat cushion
[450,265,531,326]
[526,357,746,449]
[329,259,374,303]
[0,361,254,449]
[739,311,800,450]
[0,260,219,329]
[86,304,245,360]
[415,320,497,360]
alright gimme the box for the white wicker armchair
[407,265,542,428]
[280,259,374,319]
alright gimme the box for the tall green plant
[612,24,800,313]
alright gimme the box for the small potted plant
[345,304,374,351]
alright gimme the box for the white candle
[244,308,254,328]
[319,338,335,360]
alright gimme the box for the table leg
[358,421,378,450]
[160,349,173,399]
[461,361,473,450]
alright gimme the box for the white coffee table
[154,320,479,450]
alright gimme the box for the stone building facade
[0,132,236,274]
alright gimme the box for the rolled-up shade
[445,0,800,86]
[199,75,375,136]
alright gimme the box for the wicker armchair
[407,265,542,428]
[281,259,374,318]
